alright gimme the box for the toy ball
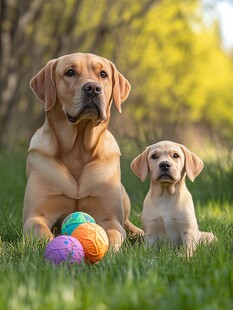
[61,211,95,235]
[45,235,85,265]
[71,223,109,264]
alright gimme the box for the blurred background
[1,0,233,154]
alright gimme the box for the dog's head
[30,53,131,125]
[131,141,204,184]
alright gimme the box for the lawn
[0,148,232,310]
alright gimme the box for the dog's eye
[173,153,179,158]
[65,69,75,77]
[100,71,108,78]
[151,154,158,159]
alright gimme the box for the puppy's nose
[159,161,171,171]
[83,82,102,96]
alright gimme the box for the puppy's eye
[65,69,75,77]
[151,154,158,160]
[100,71,108,78]
[173,153,179,158]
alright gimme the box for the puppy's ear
[110,62,131,113]
[180,145,204,182]
[131,147,150,182]
[30,59,57,111]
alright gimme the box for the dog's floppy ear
[131,147,150,182]
[180,145,204,182]
[30,59,57,111]
[110,62,131,113]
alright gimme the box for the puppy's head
[30,53,131,125]
[131,141,204,184]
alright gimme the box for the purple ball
[45,235,85,265]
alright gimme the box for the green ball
[61,212,95,235]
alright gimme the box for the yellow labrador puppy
[23,52,143,249]
[131,140,216,257]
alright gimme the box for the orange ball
[71,223,109,264]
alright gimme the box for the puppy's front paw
[200,231,218,244]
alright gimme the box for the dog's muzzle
[157,161,173,181]
[66,82,105,124]
[83,81,102,97]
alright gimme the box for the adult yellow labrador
[23,52,143,249]
[131,140,217,257]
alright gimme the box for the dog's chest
[144,192,177,216]
[60,129,120,182]
[155,205,179,233]
[142,193,183,233]
[60,150,91,181]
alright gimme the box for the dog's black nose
[159,161,171,171]
[83,82,102,96]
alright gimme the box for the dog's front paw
[125,220,144,237]
[200,231,218,243]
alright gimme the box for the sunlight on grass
[196,201,233,221]
[0,146,232,309]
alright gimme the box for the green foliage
[1,0,233,148]
[117,0,233,142]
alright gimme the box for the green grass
[0,149,232,310]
